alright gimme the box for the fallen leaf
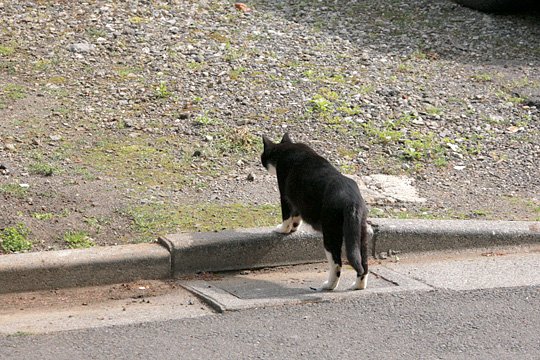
[234,3,251,12]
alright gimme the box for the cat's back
[278,142,334,170]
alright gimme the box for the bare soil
[1,0,539,254]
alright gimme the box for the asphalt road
[2,285,539,360]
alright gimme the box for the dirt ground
[1,0,539,254]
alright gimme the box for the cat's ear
[280,133,292,143]
[262,135,273,150]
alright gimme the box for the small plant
[32,212,55,220]
[29,162,55,176]
[1,224,32,253]
[3,84,26,100]
[397,63,413,73]
[309,94,333,113]
[0,44,15,56]
[425,106,442,116]
[129,16,148,24]
[229,67,246,80]
[471,209,488,217]
[471,73,492,82]
[401,140,425,161]
[187,60,206,71]
[63,231,95,249]
[155,81,172,98]
[194,114,221,126]
[0,183,28,198]
[434,156,448,167]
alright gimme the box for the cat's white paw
[320,279,339,291]
[350,274,368,290]
[274,219,293,234]
[290,216,302,232]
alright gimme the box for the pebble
[68,42,96,53]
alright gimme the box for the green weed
[1,224,32,253]
[194,114,222,126]
[425,106,442,116]
[0,184,28,198]
[2,84,26,100]
[0,44,15,56]
[309,94,333,113]
[32,212,55,220]
[129,16,148,24]
[155,81,172,98]
[471,73,492,82]
[229,67,246,80]
[29,162,56,176]
[63,231,94,249]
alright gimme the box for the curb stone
[0,243,170,294]
[0,219,538,294]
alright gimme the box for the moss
[124,202,281,242]
[83,135,192,188]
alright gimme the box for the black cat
[261,133,372,291]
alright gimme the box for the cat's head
[261,133,292,174]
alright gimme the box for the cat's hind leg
[350,220,373,290]
[316,228,343,291]
[319,249,341,291]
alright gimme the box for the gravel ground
[0,0,539,253]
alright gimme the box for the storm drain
[181,263,431,312]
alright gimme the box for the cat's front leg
[275,214,303,234]
[274,197,297,234]
[275,217,294,234]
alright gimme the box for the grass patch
[129,16,148,24]
[2,84,26,100]
[63,230,95,249]
[0,183,28,198]
[84,135,191,188]
[194,114,222,126]
[0,44,15,56]
[124,203,281,242]
[471,73,493,82]
[32,212,55,220]
[308,94,334,113]
[1,224,32,253]
[29,162,56,176]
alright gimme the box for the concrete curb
[160,219,540,277]
[0,243,170,294]
[158,227,324,276]
[1,219,538,294]
[372,219,540,255]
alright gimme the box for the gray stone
[68,42,96,53]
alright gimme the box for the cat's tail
[343,204,370,290]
